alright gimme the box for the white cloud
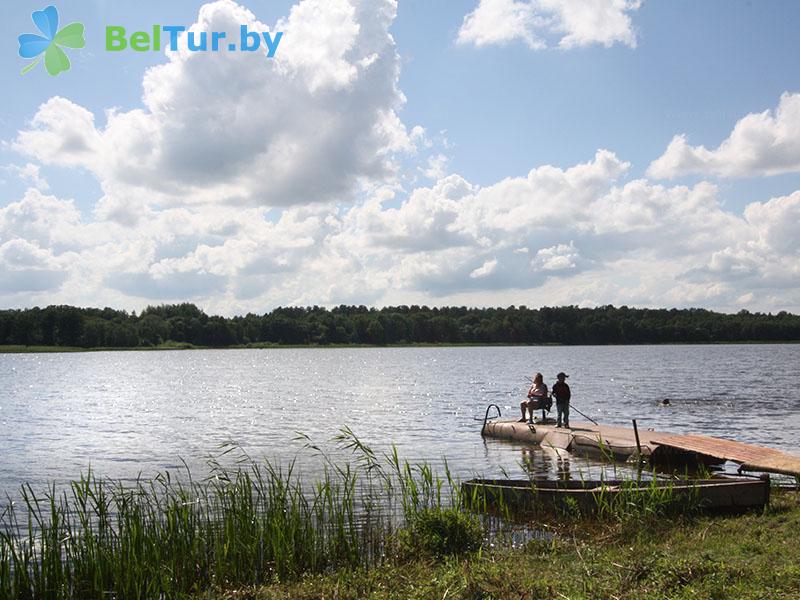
[744,190,800,255]
[5,163,49,191]
[13,0,413,214]
[532,242,578,271]
[3,1,799,314]
[409,126,433,151]
[0,239,67,293]
[457,0,641,50]
[648,92,800,179]
[0,238,59,270]
[2,145,799,313]
[0,188,87,249]
[421,154,450,180]
[458,0,547,50]
[13,99,103,170]
[470,258,498,278]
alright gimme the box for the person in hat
[552,372,571,428]
[519,372,548,423]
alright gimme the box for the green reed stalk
[0,432,478,599]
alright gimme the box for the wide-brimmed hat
[556,372,568,379]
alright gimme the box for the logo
[105,26,283,57]
[18,5,85,76]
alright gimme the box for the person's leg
[528,400,539,423]
[519,401,527,422]
[556,403,563,427]
[563,403,570,428]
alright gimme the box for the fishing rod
[523,376,598,426]
[568,404,598,426]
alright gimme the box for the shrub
[401,507,482,557]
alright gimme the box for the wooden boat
[462,476,770,516]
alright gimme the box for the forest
[0,303,798,348]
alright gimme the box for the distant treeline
[0,304,799,348]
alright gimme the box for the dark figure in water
[661,398,671,406]
[552,372,571,428]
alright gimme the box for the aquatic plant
[399,507,482,557]
[0,432,476,599]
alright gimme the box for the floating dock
[482,418,800,477]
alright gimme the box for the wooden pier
[482,418,800,477]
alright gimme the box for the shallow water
[1,344,798,494]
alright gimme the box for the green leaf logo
[18,6,85,76]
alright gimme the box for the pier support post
[632,419,642,456]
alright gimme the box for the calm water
[1,344,799,495]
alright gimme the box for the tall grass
[590,477,700,521]
[1,431,713,598]
[0,431,468,599]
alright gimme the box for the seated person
[519,372,548,423]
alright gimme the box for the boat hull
[462,477,770,516]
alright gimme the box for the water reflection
[0,344,798,495]
[556,453,572,481]
[514,443,646,481]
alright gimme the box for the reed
[0,432,471,599]
[590,477,700,522]
[0,431,705,598]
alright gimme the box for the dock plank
[649,433,800,476]
[482,419,800,476]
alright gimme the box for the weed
[399,507,482,557]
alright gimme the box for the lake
[1,344,799,495]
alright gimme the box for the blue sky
[1,0,800,314]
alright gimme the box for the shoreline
[1,339,799,354]
[234,489,800,600]
[2,453,797,598]
[227,490,800,599]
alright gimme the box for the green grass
[0,345,89,353]
[0,433,470,599]
[204,491,800,599]
[1,432,796,599]
[0,342,203,353]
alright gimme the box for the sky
[1,0,799,315]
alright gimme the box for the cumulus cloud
[2,147,799,312]
[648,92,800,179]
[0,239,67,293]
[532,242,578,271]
[14,100,103,170]
[421,154,450,180]
[744,191,800,256]
[5,163,49,191]
[678,191,800,296]
[0,188,87,249]
[13,0,412,213]
[470,258,498,278]
[458,0,547,50]
[3,0,799,314]
[457,0,641,50]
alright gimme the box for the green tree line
[1,303,799,348]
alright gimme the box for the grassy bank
[0,342,524,353]
[1,433,797,599]
[212,490,800,599]
[0,341,202,353]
